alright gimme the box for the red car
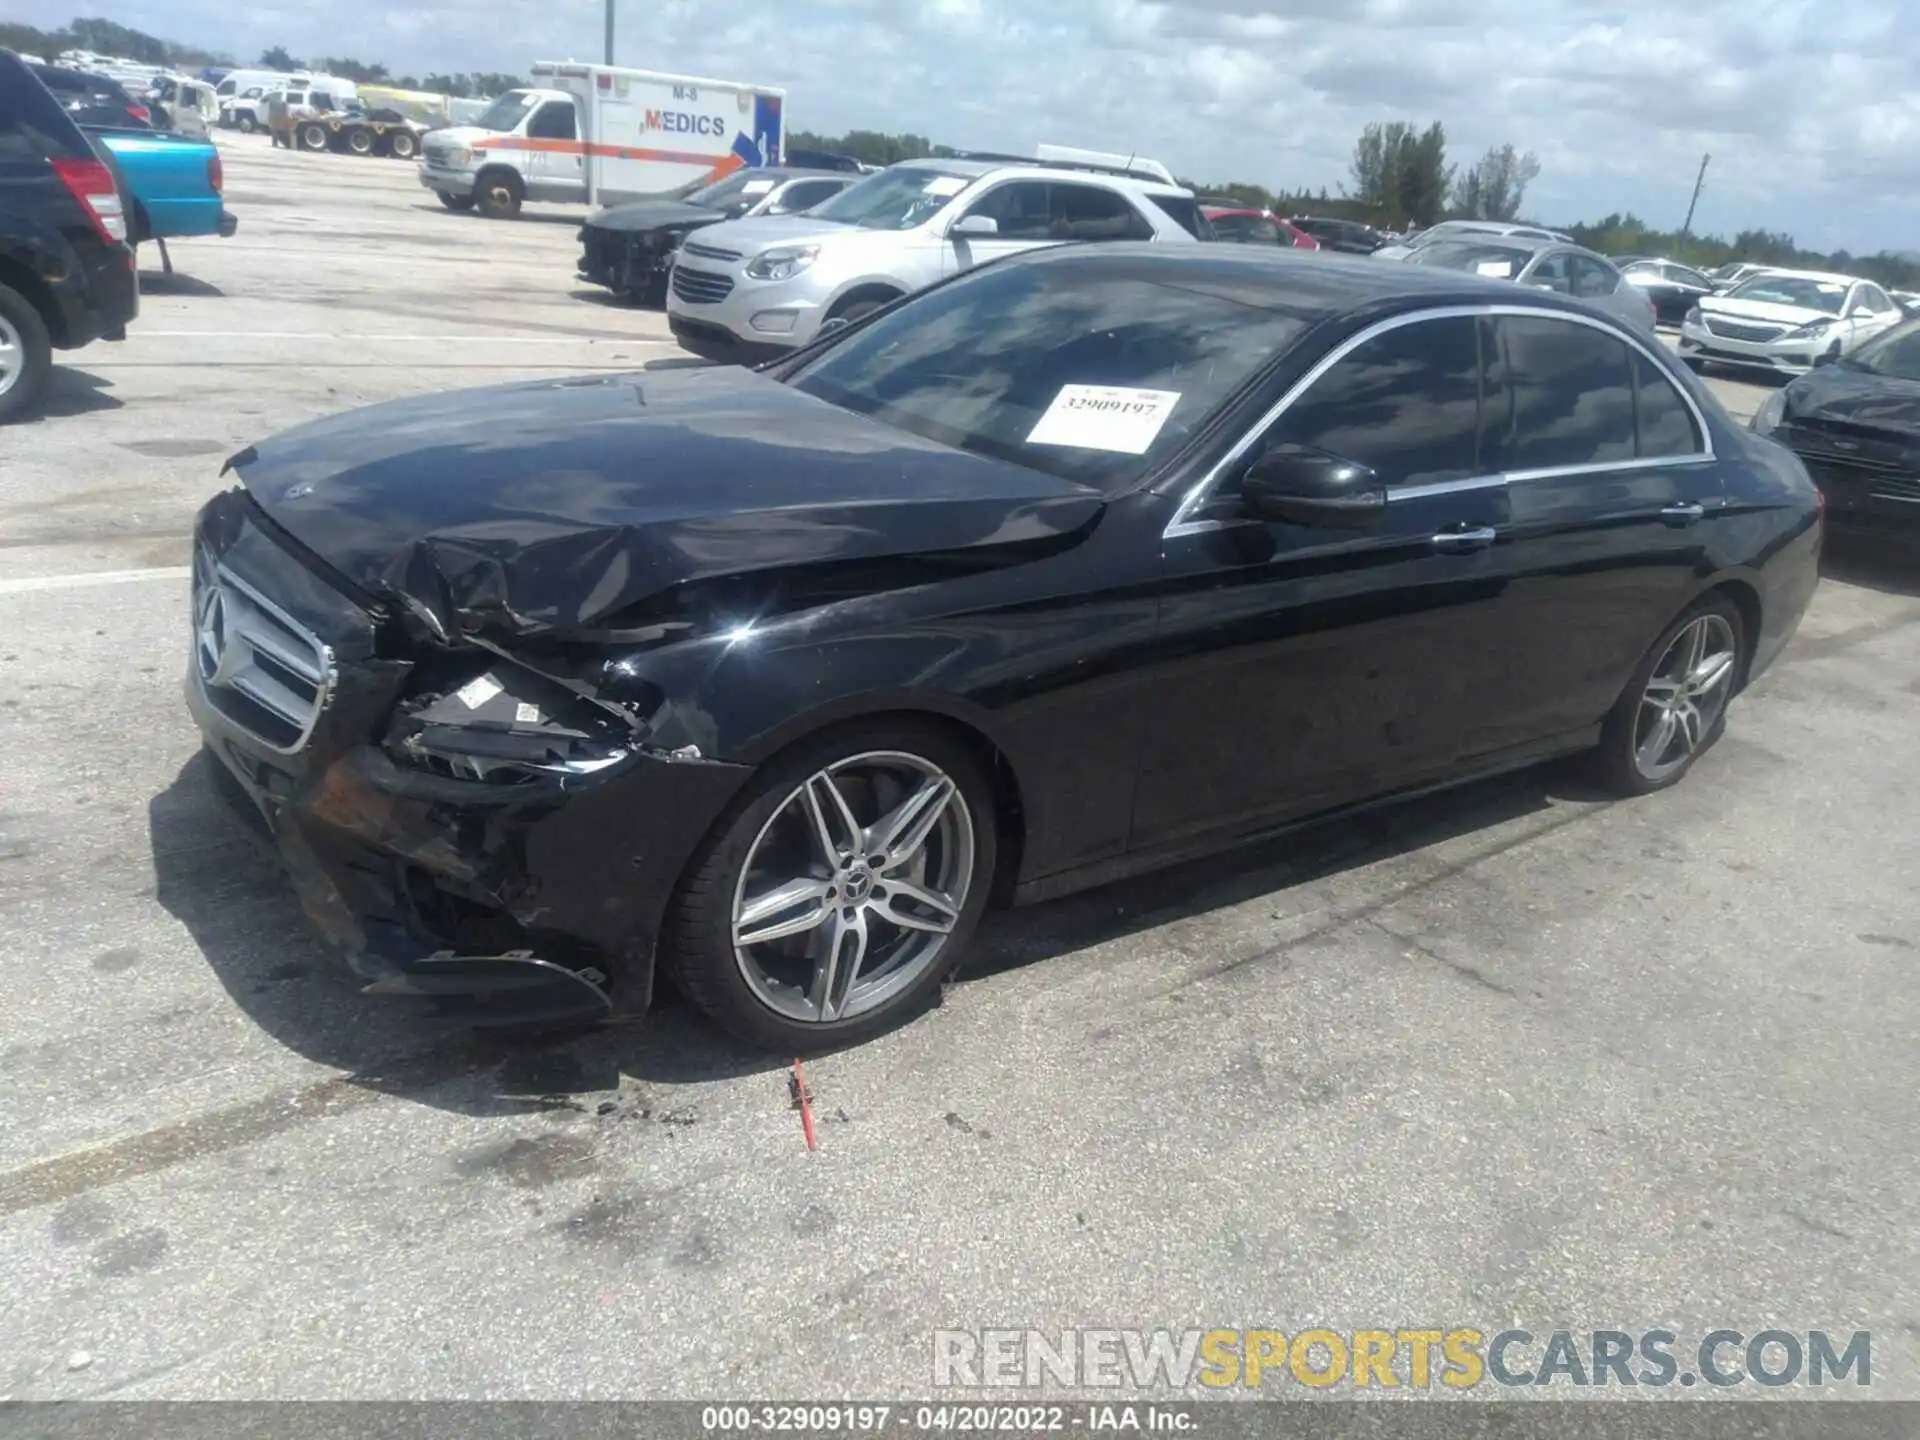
[1200,204,1320,250]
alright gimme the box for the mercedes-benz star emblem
[195,582,235,685]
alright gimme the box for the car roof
[1011,242,1644,320]
[889,155,1190,195]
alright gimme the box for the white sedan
[1677,270,1905,377]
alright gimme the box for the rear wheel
[389,131,418,160]
[475,169,524,219]
[299,122,329,152]
[1590,595,1746,796]
[663,721,997,1052]
[0,284,54,424]
[435,189,475,212]
[235,114,257,134]
[345,127,373,156]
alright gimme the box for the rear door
[1459,310,1723,758]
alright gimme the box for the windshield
[1840,318,1920,380]
[1729,275,1848,313]
[1407,241,1533,278]
[686,170,778,210]
[472,91,537,133]
[783,255,1314,492]
[809,166,976,231]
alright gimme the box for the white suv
[665,157,1205,360]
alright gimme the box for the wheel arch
[729,695,1029,907]
[1702,574,1764,689]
[0,252,67,346]
[826,280,907,319]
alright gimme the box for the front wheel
[475,170,524,219]
[435,189,475,212]
[663,722,997,1051]
[235,114,257,134]
[0,282,54,424]
[1590,595,1746,796]
[345,127,373,156]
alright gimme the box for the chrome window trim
[1162,302,1717,540]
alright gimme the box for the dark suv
[1287,215,1389,254]
[0,50,140,421]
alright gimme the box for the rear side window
[1144,193,1206,238]
[527,101,576,141]
[1633,352,1703,457]
[1265,315,1485,487]
[1050,183,1154,241]
[1486,315,1637,471]
[1569,255,1619,299]
[1,58,91,160]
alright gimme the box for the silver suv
[665,157,1205,360]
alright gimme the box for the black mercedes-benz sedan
[1750,315,1920,539]
[186,246,1823,1050]
[576,167,857,305]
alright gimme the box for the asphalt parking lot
[1,136,1917,1401]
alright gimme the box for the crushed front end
[183,488,752,1028]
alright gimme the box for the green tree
[1452,142,1541,222]
[259,45,302,69]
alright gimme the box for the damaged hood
[1785,364,1920,441]
[229,365,1105,639]
[586,199,722,234]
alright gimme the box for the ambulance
[418,62,786,219]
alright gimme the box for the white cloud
[23,0,1918,250]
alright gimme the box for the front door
[943,179,1057,274]
[1132,313,1517,849]
[522,99,581,199]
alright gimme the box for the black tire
[389,131,418,161]
[235,114,257,134]
[475,169,524,219]
[0,282,54,424]
[1590,593,1747,797]
[299,122,329,152]
[345,127,373,156]
[828,293,896,325]
[435,189,476,212]
[662,719,998,1052]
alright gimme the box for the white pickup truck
[418,61,787,219]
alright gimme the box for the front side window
[1855,285,1894,315]
[1262,316,1485,488]
[809,165,976,231]
[527,101,575,140]
[1146,193,1207,237]
[1486,315,1637,471]
[1669,264,1712,288]
[960,181,1052,239]
[1524,253,1574,294]
[784,257,1315,492]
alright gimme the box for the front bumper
[1677,321,1831,375]
[185,490,754,1027]
[1779,436,1920,537]
[578,224,675,299]
[418,160,478,196]
[664,258,829,353]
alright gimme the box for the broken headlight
[385,664,634,786]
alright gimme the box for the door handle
[1661,503,1705,527]
[1431,526,1497,554]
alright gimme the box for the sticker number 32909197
[1026,385,1182,455]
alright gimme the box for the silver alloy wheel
[0,311,21,399]
[731,750,975,1025]
[1634,613,1738,782]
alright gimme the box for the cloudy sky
[27,0,1920,252]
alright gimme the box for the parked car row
[0,48,236,420]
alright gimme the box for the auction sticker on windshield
[1028,385,1182,454]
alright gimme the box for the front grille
[192,547,334,752]
[1704,317,1786,343]
[671,265,735,306]
[681,240,742,262]
[1798,456,1920,505]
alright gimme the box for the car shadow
[139,270,225,298]
[151,747,1596,1118]
[29,369,122,419]
[570,286,664,314]
[1821,532,1920,597]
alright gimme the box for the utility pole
[1679,153,1710,242]
[604,0,615,64]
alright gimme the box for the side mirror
[950,214,999,238]
[1812,351,1836,368]
[1241,446,1386,528]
